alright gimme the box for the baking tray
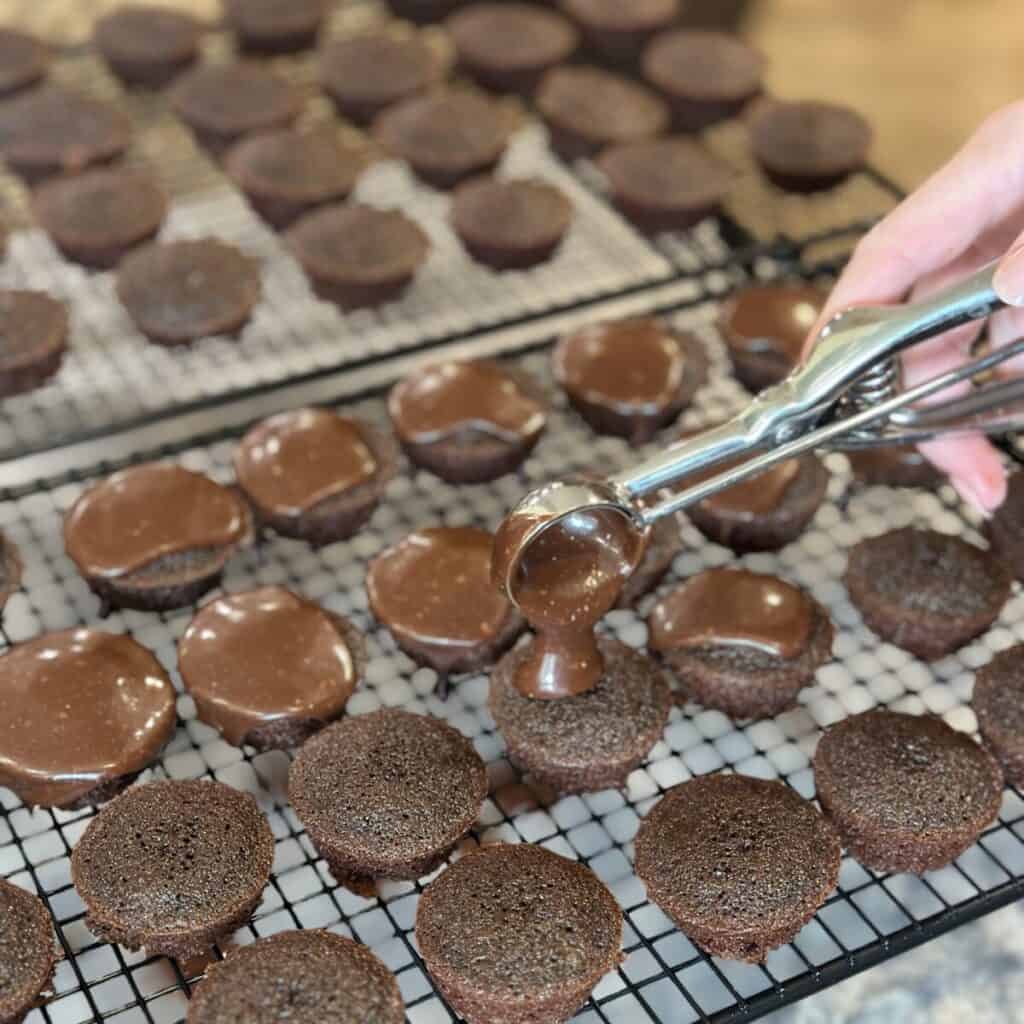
[4,277,1024,1024]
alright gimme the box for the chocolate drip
[720,283,824,359]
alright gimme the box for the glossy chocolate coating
[64,463,250,579]
[233,409,379,517]
[179,587,358,747]
[720,283,823,362]
[648,567,813,659]
[0,629,176,807]
[697,456,800,518]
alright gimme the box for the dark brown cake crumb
[94,5,202,88]
[635,773,840,962]
[0,289,68,397]
[559,0,680,67]
[985,471,1024,582]
[0,28,49,98]
[0,878,56,1024]
[0,530,22,615]
[186,929,404,1024]
[845,527,1010,660]
[71,779,275,959]
[416,843,623,1024]
[814,710,1004,874]
[222,0,327,54]
[847,445,943,489]
[972,646,1024,788]
[288,709,488,886]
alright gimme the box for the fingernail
[994,243,1024,306]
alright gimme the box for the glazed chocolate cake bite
[170,62,302,156]
[225,128,367,229]
[447,3,579,95]
[64,462,254,613]
[648,567,833,718]
[985,471,1024,582]
[0,531,22,615]
[233,408,396,544]
[0,629,177,810]
[0,28,48,98]
[186,930,404,1024]
[0,289,68,397]
[559,0,680,66]
[288,709,487,887]
[847,444,943,488]
[33,167,168,270]
[972,646,1024,787]
[451,175,573,270]
[286,203,430,311]
[367,526,524,675]
[814,710,1003,873]
[719,282,825,393]
[374,89,514,189]
[222,0,326,54]
[72,779,274,959]
[552,317,707,444]
[388,359,546,482]
[320,31,446,126]
[179,587,363,751]
[845,527,1010,660]
[536,66,669,160]
[749,99,872,192]
[635,774,840,962]
[417,844,622,1024]
[117,238,261,345]
[597,136,732,233]
[0,85,131,183]
[94,4,202,88]
[642,29,763,131]
[0,879,56,1024]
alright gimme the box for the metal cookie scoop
[495,259,1020,608]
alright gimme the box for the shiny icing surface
[720,283,824,360]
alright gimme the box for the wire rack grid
[4,289,1024,1024]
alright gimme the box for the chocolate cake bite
[0,629,177,809]
[641,29,763,131]
[615,512,683,609]
[288,709,487,887]
[814,710,1003,873]
[451,175,573,270]
[0,879,56,1024]
[180,587,364,750]
[0,28,48,98]
[749,99,872,192]
[374,89,513,189]
[536,65,669,160]
[845,527,1010,660]
[552,317,707,444]
[648,567,833,718]
[0,531,22,615]
[559,0,680,66]
[985,471,1024,582]
[116,238,261,345]
[847,444,943,488]
[233,408,396,544]
[64,462,254,613]
[417,844,622,1024]
[286,203,430,311]
[386,0,464,22]
[719,282,825,393]
[0,85,131,183]
[72,779,275,959]
[389,359,546,482]
[186,930,404,1024]
[0,289,68,397]
[597,136,732,233]
[447,3,579,95]
[320,31,446,126]
[972,645,1024,787]
[222,0,326,54]
[94,4,202,88]
[33,166,168,270]
[170,62,302,156]
[367,526,524,676]
[635,773,840,961]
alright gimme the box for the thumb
[993,230,1024,306]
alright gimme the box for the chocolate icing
[720,283,823,361]
[0,629,176,807]
[648,567,813,659]
[695,456,800,518]
[389,361,546,444]
[64,463,250,579]
[233,409,378,517]
[179,586,358,746]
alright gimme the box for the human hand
[808,100,1024,514]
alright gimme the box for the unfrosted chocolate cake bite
[559,0,680,66]
[0,28,49,97]
[94,4,202,88]
[222,0,327,53]
[0,879,56,1024]
[386,0,464,22]
[814,710,1004,873]
[845,527,1010,660]
[0,289,68,397]
[233,408,396,544]
[416,843,622,1024]
[179,587,364,751]
[71,779,275,959]
[973,645,1024,787]
[635,774,840,961]
[64,462,254,613]
[186,930,404,1024]
[985,470,1024,582]
[648,567,833,718]
[0,530,22,615]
